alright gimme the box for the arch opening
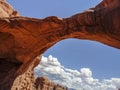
[34,39,120,90]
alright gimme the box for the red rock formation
[35,77,68,90]
[0,0,120,89]
[0,56,40,90]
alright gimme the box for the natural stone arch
[0,0,120,89]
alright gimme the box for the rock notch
[0,0,120,89]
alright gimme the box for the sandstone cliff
[34,77,68,90]
[0,0,120,90]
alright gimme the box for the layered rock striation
[0,0,120,89]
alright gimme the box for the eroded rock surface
[0,0,19,17]
[0,0,120,90]
[0,56,40,90]
[35,77,68,90]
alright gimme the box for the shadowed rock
[0,0,120,89]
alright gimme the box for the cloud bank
[34,55,120,90]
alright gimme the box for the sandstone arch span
[0,0,120,89]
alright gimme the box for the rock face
[0,0,19,17]
[0,56,40,90]
[34,77,68,90]
[0,0,120,89]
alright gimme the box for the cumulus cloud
[34,55,120,90]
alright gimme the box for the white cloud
[34,55,120,90]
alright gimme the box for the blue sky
[8,0,120,81]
